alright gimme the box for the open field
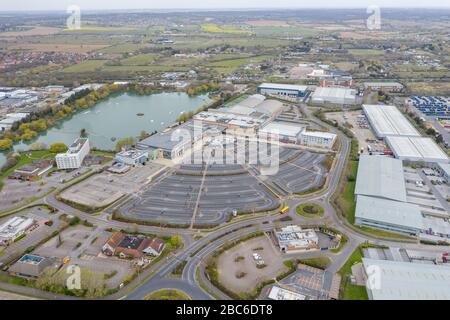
[0,26,61,37]
[8,43,108,53]
[62,60,107,73]
[119,53,159,66]
[205,55,273,73]
[201,24,251,34]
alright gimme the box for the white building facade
[55,138,90,169]
[300,130,337,149]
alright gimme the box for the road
[2,102,450,300]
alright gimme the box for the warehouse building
[55,138,90,169]
[355,195,423,236]
[259,121,304,143]
[310,87,357,106]
[363,82,404,93]
[275,225,319,254]
[362,104,420,138]
[354,155,450,239]
[0,216,35,246]
[362,258,450,300]
[385,136,449,164]
[227,94,266,115]
[300,130,336,149]
[355,155,407,202]
[257,83,308,98]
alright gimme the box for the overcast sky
[1,0,449,11]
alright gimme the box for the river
[0,91,211,166]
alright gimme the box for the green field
[119,53,159,66]
[63,26,137,32]
[339,160,358,224]
[206,55,273,74]
[62,60,107,73]
[338,246,369,300]
[201,24,251,34]
[101,65,190,73]
[252,26,320,37]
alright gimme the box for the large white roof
[363,258,450,300]
[355,155,407,202]
[363,104,420,138]
[260,121,304,138]
[355,195,423,230]
[312,87,356,100]
[259,83,308,92]
[386,136,449,163]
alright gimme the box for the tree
[28,142,48,151]
[49,142,68,153]
[0,138,13,151]
[115,137,136,152]
[139,130,149,141]
[168,235,182,249]
[80,128,88,138]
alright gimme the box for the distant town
[0,6,449,303]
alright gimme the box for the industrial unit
[362,104,420,138]
[362,258,450,300]
[0,216,35,246]
[310,87,357,106]
[354,155,450,239]
[355,155,407,202]
[258,121,304,143]
[385,136,449,164]
[299,130,337,149]
[257,83,308,98]
[363,82,404,93]
[55,138,90,169]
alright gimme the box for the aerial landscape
[0,0,450,308]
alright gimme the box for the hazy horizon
[1,0,450,12]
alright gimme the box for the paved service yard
[59,163,163,209]
[216,235,288,294]
[118,164,279,226]
[326,110,384,153]
[0,179,54,211]
[34,225,133,288]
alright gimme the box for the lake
[0,91,211,166]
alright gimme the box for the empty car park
[117,164,280,226]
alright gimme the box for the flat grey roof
[363,104,420,138]
[386,136,449,163]
[355,155,407,202]
[363,258,450,300]
[355,195,423,230]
